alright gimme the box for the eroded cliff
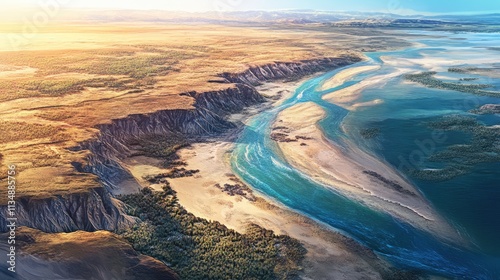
[220,56,361,86]
[0,227,179,280]
[0,56,361,233]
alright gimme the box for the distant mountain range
[6,8,500,28]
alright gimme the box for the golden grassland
[0,22,407,200]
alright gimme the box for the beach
[121,80,390,279]
[271,102,463,243]
[319,65,380,91]
[322,66,411,108]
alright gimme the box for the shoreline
[122,77,391,279]
[271,101,463,244]
[322,66,412,110]
[319,65,380,91]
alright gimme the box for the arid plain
[0,18,419,279]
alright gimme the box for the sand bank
[121,80,390,279]
[272,102,462,243]
[322,68,410,108]
[125,140,387,280]
[319,65,380,91]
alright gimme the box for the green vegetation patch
[119,184,306,280]
[0,121,65,144]
[23,77,127,95]
[128,134,190,162]
[409,166,470,182]
[0,46,194,101]
[448,67,493,73]
[363,170,416,196]
[0,76,135,101]
[410,115,500,181]
[470,104,500,115]
[71,54,178,79]
[404,71,499,97]
[459,77,479,81]
[0,47,189,77]
[63,46,191,79]
[360,127,380,139]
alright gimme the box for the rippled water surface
[231,32,500,279]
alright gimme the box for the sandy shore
[319,65,380,91]
[272,102,463,243]
[121,80,392,279]
[124,139,387,280]
[322,67,410,110]
[120,68,462,278]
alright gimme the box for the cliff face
[0,228,180,280]
[84,83,264,194]
[220,56,362,86]
[0,187,137,233]
[0,56,360,233]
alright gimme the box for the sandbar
[319,65,380,91]
[272,102,463,243]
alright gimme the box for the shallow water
[231,31,500,279]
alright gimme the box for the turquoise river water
[230,32,500,279]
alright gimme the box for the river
[230,31,500,279]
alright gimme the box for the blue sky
[3,0,500,14]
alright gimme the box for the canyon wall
[0,55,361,233]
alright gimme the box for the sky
[3,0,500,15]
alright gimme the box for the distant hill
[3,8,499,28]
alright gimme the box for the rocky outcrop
[220,55,362,86]
[0,56,361,234]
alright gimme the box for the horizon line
[3,4,500,17]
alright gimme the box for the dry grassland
[0,22,404,201]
